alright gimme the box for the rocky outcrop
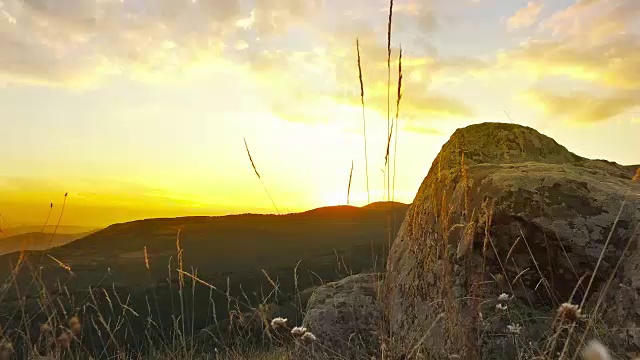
[385,123,640,359]
[298,273,383,359]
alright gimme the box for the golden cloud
[240,13,480,125]
[499,36,640,90]
[507,1,543,30]
[543,0,639,40]
[521,89,638,123]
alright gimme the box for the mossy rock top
[428,123,584,177]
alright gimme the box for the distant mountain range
[0,230,97,255]
[1,201,409,285]
[0,225,98,236]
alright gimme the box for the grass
[0,202,407,359]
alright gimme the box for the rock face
[299,273,383,359]
[385,123,640,359]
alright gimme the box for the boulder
[298,273,383,359]
[385,123,640,359]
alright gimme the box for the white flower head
[498,293,511,302]
[270,317,288,330]
[582,340,611,360]
[558,303,582,322]
[506,323,521,335]
[300,331,317,344]
[496,303,508,311]
[291,326,307,337]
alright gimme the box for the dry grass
[347,160,354,205]
[243,137,280,214]
[356,38,370,205]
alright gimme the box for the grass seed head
[69,316,82,336]
[507,323,521,335]
[300,331,317,345]
[270,317,288,330]
[291,326,307,338]
[558,302,582,323]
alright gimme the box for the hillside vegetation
[0,202,407,357]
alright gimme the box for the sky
[0,0,639,228]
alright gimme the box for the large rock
[299,273,383,359]
[385,123,640,359]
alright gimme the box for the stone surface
[385,123,640,359]
[298,273,383,359]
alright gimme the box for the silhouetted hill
[0,202,409,346]
[0,230,96,255]
[1,225,97,236]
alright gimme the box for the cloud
[500,0,640,123]
[498,35,640,90]
[0,0,478,125]
[507,1,543,30]
[0,0,329,86]
[521,89,639,123]
[543,0,639,40]
[240,11,479,124]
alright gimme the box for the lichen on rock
[385,122,640,359]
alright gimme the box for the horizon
[1,0,639,227]
[0,200,411,230]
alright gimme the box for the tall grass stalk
[243,137,280,214]
[392,47,402,204]
[386,0,394,202]
[347,160,354,205]
[356,38,370,205]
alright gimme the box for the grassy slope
[0,202,408,345]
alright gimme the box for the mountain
[2,202,408,287]
[0,230,97,255]
[0,201,409,347]
[0,225,98,236]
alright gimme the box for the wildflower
[270,317,288,330]
[582,340,611,360]
[300,331,317,345]
[69,316,82,336]
[496,303,508,311]
[557,303,582,323]
[291,326,307,337]
[0,339,14,360]
[506,324,521,335]
[498,293,512,302]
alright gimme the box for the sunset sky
[1,0,639,227]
